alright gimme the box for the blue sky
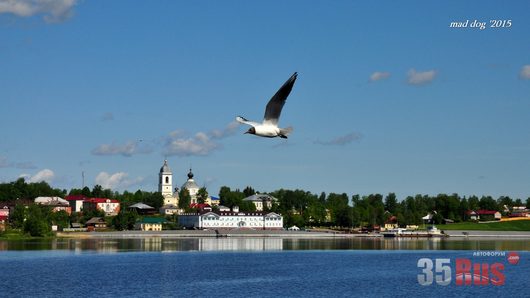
[1,1,530,200]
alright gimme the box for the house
[210,196,220,206]
[83,198,120,216]
[0,205,9,222]
[384,216,398,230]
[2,199,33,218]
[190,203,212,212]
[35,197,72,215]
[128,203,156,215]
[243,194,278,211]
[218,205,230,212]
[467,210,501,221]
[85,217,107,231]
[135,217,166,231]
[159,204,180,216]
[179,210,283,230]
[65,195,87,213]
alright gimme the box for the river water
[0,237,528,297]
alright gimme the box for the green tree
[178,188,191,209]
[81,186,92,197]
[197,187,209,204]
[468,196,480,210]
[384,193,398,214]
[92,185,104,197]
[49,210,70,229]
[219,187,244,209]
[24,205,50,237]
[145,192,164,209]
[243,186,256,197]
[11,204,27,229]
[479,196,498,211]
[112,210,138,231]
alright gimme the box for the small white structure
[159,204,180,215]
[288,225,300,231]
[422,213,434,223]
[179,211,283,230]
[243,194,278,211]
[218,205,230,212]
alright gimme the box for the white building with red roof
[65,195,88,213]
[83,198,120,216]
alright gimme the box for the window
[165,177,169,184]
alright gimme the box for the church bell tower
[159,160,175,204]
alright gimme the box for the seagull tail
[279,126,293,138]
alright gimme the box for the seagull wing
[236,116,260,127]
[263,72,297,125]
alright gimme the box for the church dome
[182,168,199,191]
[160,160,171,173]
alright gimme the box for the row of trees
[217,185,530,228]
[2,179,530,232]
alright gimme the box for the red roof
[65,195,88,201]
[190,203,211,209]
[385,216,397,224]
[84,198,119,204]
[0,215,8,221]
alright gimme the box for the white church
[158,160,218,215]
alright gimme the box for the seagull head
[245,127,256,135]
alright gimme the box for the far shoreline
[55,229,530,239]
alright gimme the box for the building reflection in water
[0,237,529,252]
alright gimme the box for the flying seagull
[236,72,298,138]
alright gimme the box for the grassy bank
[438,220,530,231]
[0,229,54,240]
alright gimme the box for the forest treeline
[2,178,530,229]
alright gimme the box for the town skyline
[1,1,530,200]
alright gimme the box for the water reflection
[0,237,528,252]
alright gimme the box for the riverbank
[443,230,530,238]
[56,229,530,239]
[56,229,364,239]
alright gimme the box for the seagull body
[236,72,298,138]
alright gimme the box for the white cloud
[210,121,239,139]
[519,65,530,80]
[26,168,55,183]
[95,171,144,190]
[91,141,152,157]
[164,131,219,157]
[369,71,391,82]
[0,0,78,23]
[407,69,437,85]
[164,121,239,157]
[315,132,363,146]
